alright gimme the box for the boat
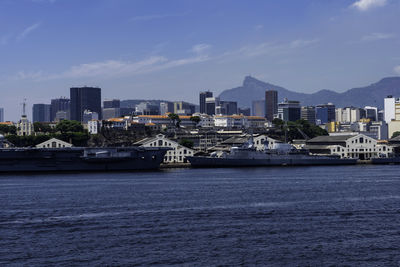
[187,138,357,167]
[0,135,169,172]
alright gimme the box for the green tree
[33,122,54,133]
[0,124,17,135]
[391,131,400,139]
[55,120,84,134]
[179,138,194,148]
[190,116,201,125]
[168,113,181,128]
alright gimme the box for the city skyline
[1,0,400,121]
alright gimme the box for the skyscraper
[51,98,70,122]
[103,99,120,109]
[301,106,316,125]
[265,90,278,121]
[70,87,101,122]
[252,100,265,117]
[199,91,213,114]
[277,99,301,122]
[32,104,51,122]
[0,108,3,122]
[315,103,335,125]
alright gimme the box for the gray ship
[187,138,357,167]
[0,134,169,172]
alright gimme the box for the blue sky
[1,0,400,121]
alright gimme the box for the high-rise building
[102,108,121,120]
[216,101,238,115]
[103,99,120,109]
[335,107,361,123]
[160,102,174,115]
[70,87,101,122]
[252,100,265,117]
[135,102,160,115]
[32,104,51,122]
[277,99,301,122]
[0,108,3,122]
[205,97,218,115]
[364,106,378,121]
[265,90,278,121]
[384,96,400,123]
[82,110,99,124]
[301,106,316,125]
[199,91,213,114]
[173,101,195,115]
[51,98,70,122]
[315,103,335,125]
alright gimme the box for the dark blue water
[1,166,400,266]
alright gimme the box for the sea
[1,165,400,266]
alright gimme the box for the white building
[214,115,249,128]
[36,138,73,148]
[384,96,400,124]
[135,134,194,163]
[82,110,99,124]
[336,107,360,123]
[88,120,102,134]
[17,115,34,136]
[306,133,392,160]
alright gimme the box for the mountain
[218,76,400,109]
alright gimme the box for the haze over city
[1,0,400,121]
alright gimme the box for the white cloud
[290,38,320,48]
[362,32,395,41]
[17,23,41,41]
[351,0,387,11]
[14,52,210,81]
[191,44,211,54]
[394,65,400,75]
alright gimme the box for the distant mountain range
[218,76,400,109]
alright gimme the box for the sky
[1,0,400,121]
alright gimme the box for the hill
[218,76,400,109]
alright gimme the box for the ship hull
[187,156,357,167]
[0,147,168,173]
[371,157,400,164]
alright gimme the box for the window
[359,137,363,143]
[158,140,163,146]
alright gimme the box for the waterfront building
[315,103,335,125]
[82,110,99,124]
[265,90,278,122]
[277,99,301,122]
[70,87,101,122]
[32,104,51,122]
[238,107,251,116]
[0,108,4,122]
[36,138,72,148]
[252,100,265,117]
[301,106,316,125]
[103,99,120,109]
[305,133,392,160]
[50,98,70,122]
[173,101,196,116]
[199,91,213,114]
[135,134,194,163]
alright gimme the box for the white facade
[17,115,33,136]
[214,115,249,128]
[384,97,397,123]
[36,138,73,148]
[329,134,392,160]
[88,120,102,134]
[336,107,360,123]
[253,135,281,151]
[138,134,194,163]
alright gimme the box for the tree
[168,113,181,128]
[0,124,17,135]
[33,122,53,133]
[391,131,400,139]
[190,116,201,125]
[179,139,194,148]
[55,120,84,134]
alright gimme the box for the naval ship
[187,138,357,167]
[0,134,169,172]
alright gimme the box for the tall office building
[301,106,316,125]
[32,104,51,122]
[205,97,219,115]
[174,101,196,115]
[0,108,3,122]
[199,91,213,114]
[315,103,335,125]
[51,98,70,122]
[252,100,265,117]
[103,99,120,109]
[216,101,238,115]
[364,106,378,121]
[277,99,301,122]
[265,90,278,121]
[70,87,101,122]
